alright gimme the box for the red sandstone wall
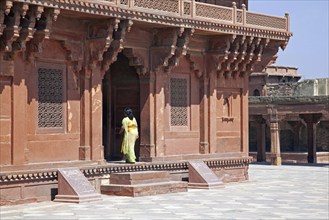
[0,76,12,165]
[215,76,248,155]
[1,20,249,166]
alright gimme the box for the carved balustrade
[2,0,290,33]
[101,0,290,32]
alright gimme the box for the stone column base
[271,156,282,165]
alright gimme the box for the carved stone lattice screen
[120,0,128,5]
[38,68,64,129]
[195,3,233,21]
[236,9,243,23]
[246,12,286,30]
[170,78,188,126]
[183,2,191,15]
[134,0,179,13]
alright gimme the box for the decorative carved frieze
[102,19,133,72]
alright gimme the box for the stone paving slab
[0,164,328,220]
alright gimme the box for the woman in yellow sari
[120,108,139,163]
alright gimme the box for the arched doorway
[102,53,140,161]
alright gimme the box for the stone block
[101,181,188,197]
[188,160,224,189]
[54,168,102,203]
[110,171,171,185]
[102,171,187,197]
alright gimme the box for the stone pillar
[254,116,266,162]
[139,72,156,161]
[90,67,105,163]
[299,113,322,163]
[241,74,249,154]
[79,71,91,160]
[199,75,209,154]
[154,69,167,157]
[265,108,281,165]
[208,71,217,154]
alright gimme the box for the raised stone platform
[101,171,187,197]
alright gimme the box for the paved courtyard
[1,164,328,220]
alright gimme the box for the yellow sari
[121,117,139,163]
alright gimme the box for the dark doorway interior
[102,53,140,161]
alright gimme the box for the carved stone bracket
[61,39,84,89]
[87,18,119,70]
[0,3,6,36]
[0,1,60,60]
[151,27,194,73]
[252,39,286,73]
[0,1,20,54]
[122,48,148,77]
[207,34,236,76]
[208,34,275,79]
[299,113,322,125]
[186,53,203,78]
[25,6,60,60]
[101,19,133,73]
[165,28,194,72]
[11,3,34,54]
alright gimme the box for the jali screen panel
[38,67,64,129]
[170,78,188,127]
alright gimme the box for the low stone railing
[100,0,290,32]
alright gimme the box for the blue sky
[249,0,329,79]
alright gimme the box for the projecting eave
[4,0,292,41]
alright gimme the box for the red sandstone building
[249,66,329,164]
[0,0,291,204]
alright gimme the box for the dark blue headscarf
[124,108,134,120]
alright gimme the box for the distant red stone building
[249,66,329,164]
[0,0,291,204]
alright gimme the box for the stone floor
[1,163,328,220]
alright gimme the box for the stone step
[101,181,188,197]
[110,171,171,185]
